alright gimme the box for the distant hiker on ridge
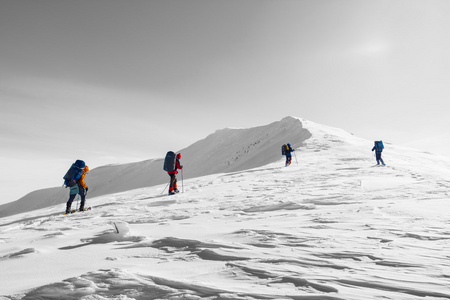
[372,140,386,166]
[63,160,89,214]
[163,152,183,195]
[281,143,295,167]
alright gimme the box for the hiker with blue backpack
[372,141,386,166]
[63,160,89,213]
[281,143,295,166]
[163,152,183,195]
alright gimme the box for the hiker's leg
[376,152,381,164]
[78,186,86,210]
[169,173,175,192]
[66,194,76,213]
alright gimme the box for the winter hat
[177,153,181,159]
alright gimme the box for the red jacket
[168,159,182,174]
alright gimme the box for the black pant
[66,184,86,211]
[168,173,177,191]
[285,154,292,164]
[375,151,385,165]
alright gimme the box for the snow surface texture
[1,117,450,299]
[0,116,311,218]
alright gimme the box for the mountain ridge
[0,116,311,218]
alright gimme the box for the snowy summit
[1,116,450,300]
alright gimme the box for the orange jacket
[78,166,89,188]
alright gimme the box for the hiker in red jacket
[168,153,182,195]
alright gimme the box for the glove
[86,187,89,192]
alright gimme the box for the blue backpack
[374,141,384,151]
[281,144,291,155]
[163,151,176,172]
[63,160,85,187]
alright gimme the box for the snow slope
[1,118,450,300]
[0,116,311,218]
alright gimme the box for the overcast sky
[1,0,450,204]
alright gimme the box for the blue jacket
[285,144,294,156]
[372,141,384,152]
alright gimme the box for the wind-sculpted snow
[226,263,339,293]
[243,201,315,212]
[13,268,345,300]
[0,248,37,261]
[59,221,146,250]
[1,118,450,299]
[0,116,311,218]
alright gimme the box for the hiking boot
[168,191,176,195]
[174,188,180,193]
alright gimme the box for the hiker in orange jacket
[66,165,89,213]
[168,153,182,195]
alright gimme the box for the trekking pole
[181,168,184,193]
[85,189,88,209]
[76,194,79,211]
[293,151,298,165]
[161,182,169,195]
